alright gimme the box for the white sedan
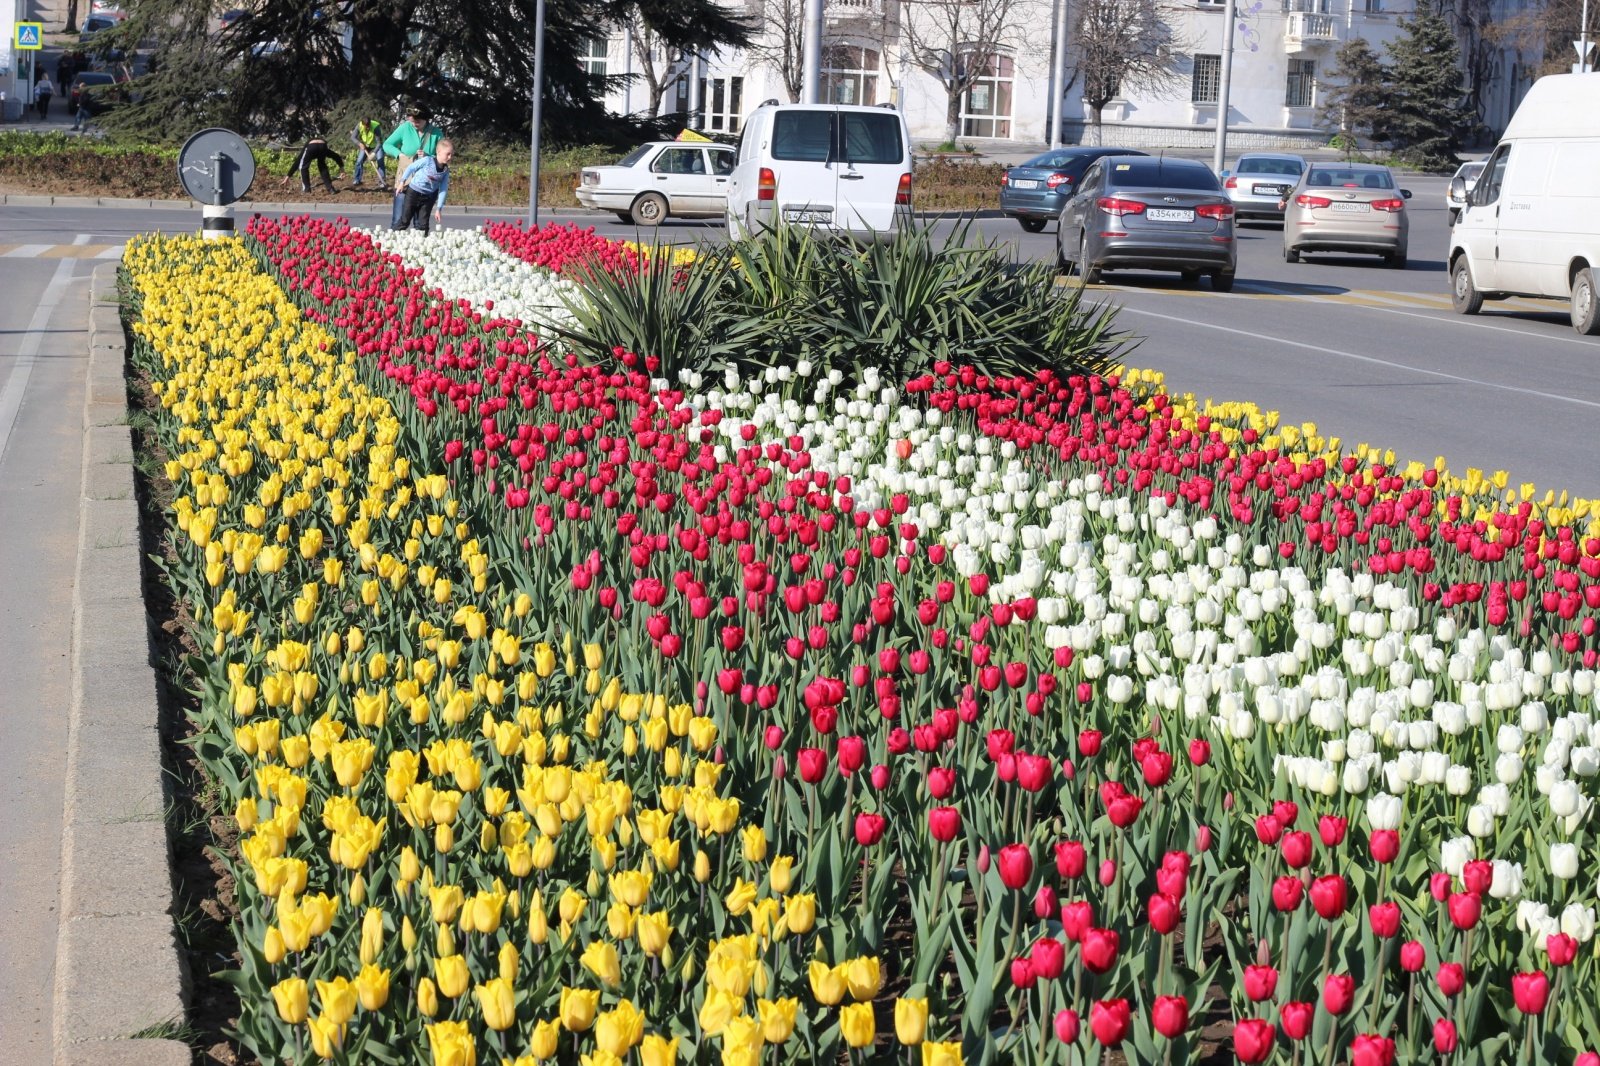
[576,141,736,226]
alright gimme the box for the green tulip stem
[1319,923,1334,1002]
[1525,1014,1536,1065]
[1157,933,1170,996]
[931,841,947,927]
[1321,1022,1338,1066]
[1368,937,1391,1029]
[1280,912,1293,983]
[1002,890,1024,976]
[1038,977,1052,1063]
[1405,973,1416,1057]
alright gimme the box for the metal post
[528,0,547,226]
[1211,0,1237,176]
[803,0,824,103]
[1050,0,1071,147]
[1583,0,1592,72]
[623,23,634,113]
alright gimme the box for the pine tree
[1320,37,1388,156]
[1384,0,1468,169]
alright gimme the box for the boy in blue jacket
[393,140,453,233]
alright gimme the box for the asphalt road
[7,182,1600,505]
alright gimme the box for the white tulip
[1440,836,1475,877]
[1366,792,1402,830]
[1495,753,1524,785]
[1550,843,1580,880]
[1497,724,1525,754]
[1550,780,1582,817]
[1522,701,1550,734]
[1479,784,1511,816]
[1572,747,1600,777]
[1466,804,1496,838]
[1489,860,1523,900]
[1562,903,1596,942]
[1342,760,1371,794]
[1445,765,1473,795]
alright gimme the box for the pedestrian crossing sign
[15,23,44,49]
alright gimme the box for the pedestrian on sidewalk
[70,97,93,132]
[280,135,345,193]
[34,74,55,119]
[392,139,453,234]
[382,107,443,225]
[349,117,386,187]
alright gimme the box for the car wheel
[1451,257,1483,315]
[1388,252,1407,270]
[1571,267,1600,335]
[1019,217,1047,233]
[1181,269,1201,285]
[1078,233,1101,285]
[1054,231,1071,274]
[1284,246,1300,264]
[629,192,668,227]
[1211,272,1235,293]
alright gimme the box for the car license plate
[1146,208,1194,222]
[784,208,832,223]
[1012,179,1040,189]
[1330,202,1369,213]
[1252,184,1285,196]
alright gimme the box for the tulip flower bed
[123,217,1600,1066]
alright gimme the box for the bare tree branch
[1073,0,1186,142]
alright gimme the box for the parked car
[999,147,1147,232]
[1281,163,1412,268]
[1221,153,1306,221]
[575,141,736,226]
[78,14,119,40]
[1448,73,1600,334]
[218,7,250,26]
[1055,156,1237,291]
[725,101,912,241]
[68,71,122,114]
[1446,160,1485,225]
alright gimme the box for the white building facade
[591,0,1538,150]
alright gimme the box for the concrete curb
[52,260,190,1066]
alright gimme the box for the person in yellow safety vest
[350,118,387,187]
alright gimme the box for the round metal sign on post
[178,128,255,239]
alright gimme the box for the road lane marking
[1,244,54,258]
[1120,306,1600,411]
[0,243,125,259]
[0,239,86,465]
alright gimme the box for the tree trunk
[945,87,961,144]
[1090,105,1103,145]
[64,0,79,33]
[648,82,665,116]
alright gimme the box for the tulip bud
[1098,859,1117,887]
[1399,940,1425,972]
[1433,1019,1459,1054]
[1053,1008,1080,1043]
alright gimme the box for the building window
[1191,53,1220,104]
[822,45,880,106]
[1363,0,1385,11]
[675,74,690,114]
[1283,0,1329,11]
[582,37,608,77]
[960,53,1014,137]
[1286,58,1315,107]
[705,76,745,132]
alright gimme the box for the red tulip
[1577,1054,1600,1066]
[1433,1019,1458,1054]
[1152,995,1188,1038]
[1244,964,1278,1002]
[1273,800,1299,826]
[1033,885,1058,920]
[1053,1008,1080,1044]
[1322,973,1355,1015]
[1055,840,1087,879]
[1148,892,1181,935]
[1368,901,1400,939]
[869,764,889,790]
[1011,955,1037,989]
[1140,751,1173,788]
[1548,932,1579,967]
[986,729,1015,761]
[1254,815,1284,845]
[1281,831,1313,869]
[998,844,1033,889]
[1280,1001,1314,1040]
[1271,876,1303,912]
[928,806,960,843]
[1309,875,1348,919]
[1032,936,1066,979]
[1077,729,1102,757]
[797,747,826,783]
[1089,999,1131,1046]
[1447,892,1481,931]
[1156,864,1187,900]
[1106,795,1143,828]
[1317,815,1348,847]
[1015,753,1054,792]
[1081,927,1120,974]
[1233,1019,1276,1064]
[1399,940,1425,972]
[1061,901,1094,943]
[1188,738,1211,766]
[1350,1034,1397,1066]
[836,735,865,774]
[1461,859,1493,896]
[1196,824,1214,852]
[927,766,955,799]
[1436,963,1465,997]
[1512,971,1549,1015]
[1098,859,1117,886]
[854,812,886,847]
[1430,871,1452,901]
[1369,829,1400,864]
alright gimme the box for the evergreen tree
[1319,37,1388,156]
[1384,0,1468,169]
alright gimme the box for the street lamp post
[1050,0,1071,147]
[803,0,824,102]
[527,0,547,226]
[1211,0,1237,176]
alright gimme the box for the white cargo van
[724,101,913,240]
[1448,72,1600,334]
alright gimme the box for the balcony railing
[825,0,883,19]
[1285,12,1338,47]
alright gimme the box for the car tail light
[1097,197,1146,216]
[1370,198,1405,212]
[896,172,912,206]
[758,167,776,202]
[1224,176,1237,189]
[1295,194,1332,209]
[1000,171,1009,187]
[1046,172,1073,188]
[1196,202,1235,220]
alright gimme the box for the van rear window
[770,110,905,164]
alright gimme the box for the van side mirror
[1401,189,1413,199]
[1449,177,1466,201]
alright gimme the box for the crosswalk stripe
[1,244,54,258]
[0,243,125,259]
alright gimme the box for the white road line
[94,246,126,260]
[2,245,53,259]
[1121,306,1600,412]
[0,242,85,465]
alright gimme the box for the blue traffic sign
[15,23,44,49]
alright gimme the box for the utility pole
[803,0,824,101]
[1050,0,1071,146]
[1211,0,1236,175]
[527,0,547,225]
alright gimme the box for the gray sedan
[1222,153,1305,221]
[1055,156,1237,291]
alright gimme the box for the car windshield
[1237,157,1303,176]
[616,144,654,167]
[1306,169,1394,189]
[1110,161,1220,191]
[1461,163,1485,179]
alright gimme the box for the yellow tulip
[610,869,652,908]
[636,909,672,956]
[560,987,600,1031]
[307,1014,344,1060]
[594,998,646,1055]
[354,964,390,1011]
[530,1017,561,1058]
[359,907,384,965]
[896,997,930,1045]
[757,997,799,1043]
[694,850,713,883]
[809,960,847,1005]
[922,1041,965,1066]
[435,954,470,999]
[846,955,883,1000]
[784,894,817,935]
[698,988,744,1035]
[742,825,768,862]
[474,976,517,1031]
[429,884,464,924]
[706,953,753,997]
[640,1034,679,1066]
[558,887,587,925]
[315,975,357,1027]
[263,926,286,965]
[725,878,759,917]
[499,941,519,982]
[840,1002,876,1048]
[580,939,622,987]
[425,1020,477,1066]
[769,856,794,894]
[271,976,308,1024]
[722,1015,765,1057]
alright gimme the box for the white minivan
[1448,72,1600,334]
[724,101,913,240]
